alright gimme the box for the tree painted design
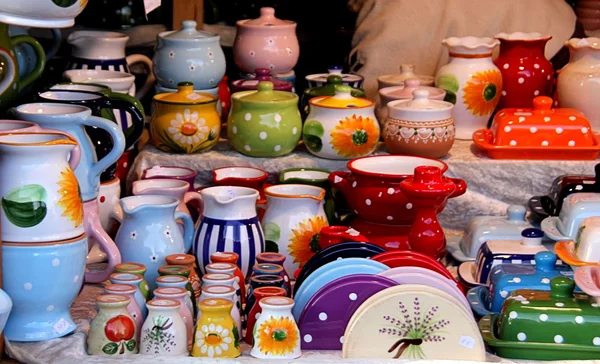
[378,297,450,359]
[142,315,177,354]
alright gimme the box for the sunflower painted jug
[303,85,379,159]
[192,298,241,358]
[435,36,502,139]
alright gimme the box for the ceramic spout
[200,186,259,220]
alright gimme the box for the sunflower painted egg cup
[228,81,301,157]
[150,82,221,154]
[304,85,380,160]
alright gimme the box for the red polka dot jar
[494,32,554,109]
[329,155,466,225]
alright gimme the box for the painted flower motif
[189,64,197,71]
[196,324,233,357]
[330,114,379,158]
[208,51,214,58]
[169,50,175,58]
[164,229,172,238]
[463,69,502,117]
[130,231,137,240]
[288,216,329,267]
[56,166,83,227]
[149,252,159,263]
[256,317,299,356]
[249,50,256,57]
[168,108,210,146]
[268,64,276,70]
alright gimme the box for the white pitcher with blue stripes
[194,186,264,279]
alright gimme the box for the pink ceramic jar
[233,7,299,74]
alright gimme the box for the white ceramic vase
[140,299,189,356]
[251,296,301,359]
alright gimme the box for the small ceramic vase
[304,85,379,159]
[384,89,455,158]
[104,284,144,337]
[154,287,194,350]
[88,295,138,355]
[494,32,554,109]
[210,252,245,282]
[157,265,197,316]
[233,7,299,75]
[231,68,294,93]
[435,37,502,139]
[109,273,148,320]
[165,254,202,301]
[377,78,446,125]
[153,20,226,90]
[228,81,301,157]
[256,252,292,295]
[193,298,241,358]
[150,82,220,154]
[114,263,151,301]
[141,165,197,191]
[245,287,287,345]
[197,285,242,339]
[245,275,285,321]
[251,296,301,359]
[301,74,366,119]
[252,263,285,280]
[202,273,241,316]
[205,262,244,305]
[140,299,189,356]
[377,64,435,89]
[155,275,194,316]
[133,180,202,225]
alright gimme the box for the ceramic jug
[104,284,144,337]
[194,186,265,278]
[154,287,194,350]
[192,298,241,358]
[0,23,45,111]
[12,103,126,202]
[132,179,202,224]
[262,184,329,274]
[87,295,138,355]
[557,37,600,130]
[9,26,59,79]
[113,196,194,292]
[140,299,189,356]
[435,37,502,139]
[0,0,88,28]
[196,285,241,339]
[251,296,301,359]
[494,32,554,109]
[66,30,154,100]
[0,132,84,243]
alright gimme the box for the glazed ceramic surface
[115,262,150,301]
[193,298,241,358]
[245,286,286,345]
[194,186,264,278]
[212,166,268,204]
[494,32,554,109]
[165,254,202,302]
[155,84,223,117]
[292,257,389,320]
[557,38,600,131]
[158,266,197,310]
[156,275,193,315]
[262,184,328,274]
[140,299,188,356]
[2,235,87,341]
[279,168,338,224]
[114,196,194,292]
[256,252,291,295]
[245,275,285,322]
[210,251,246,285]
[377,64,435,89]
[0,0,88,27]
[205,265,243,311]
[541,192,600,240]
[97,178,120,236]
[342,284,485,360]
[132,179,201,224]
[251,297,301,359]
[301,74,365,118]
[377,79,446,124]
[88,295,138,355]
[435,37,501,139]
[0,288,12,337]
[372,250,458,284]
[104,284,143,336]
[153,287,193,350]
[231,68,293,93]
[447,205,532,262]
[154,20,225,90]
[141,165,197,191]
[304,85,379,159]
[110,273,148,319]
[555,216,600,266]
[233,7,299,75]
[197,285,242,339]
[575,265,600,301]
[228,81,301,157]
[306,66,364,88]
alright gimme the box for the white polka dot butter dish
[472,96,600,160]
[480,276,600,360]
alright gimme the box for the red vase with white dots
[494,32,554,109]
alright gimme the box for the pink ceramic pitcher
[132,179,202,224]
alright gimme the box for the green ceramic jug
[0,23,45,111]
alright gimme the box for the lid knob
[413,166,442,185]
[534,251,557,272]
[255,68,271,81]
[257,81,274,93]
[334,85,352,94]
[549,276,575,299]
[326,75,343,85]
[400,64,415,74]
[533,96,553,111]
[412,89,430,101]
[404,78,421,89]
[177,81,194,92]
[506,205,526,221]
[328,65,343,75]
[259,7,276,19]
[181,20,197,31]
[520,228,543,246]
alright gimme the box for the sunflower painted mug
[304,85,379,160]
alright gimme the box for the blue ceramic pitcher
[12,103,125,202]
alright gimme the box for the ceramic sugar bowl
[377,79,446,124]
[377,64,435,89]
[384,89,455,158]
[154,20,226,90]
[304,85,379,159]
[150,82,220,154]
[228,81,301,157]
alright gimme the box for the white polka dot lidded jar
[482,276,600,360]
[228,81,301,157]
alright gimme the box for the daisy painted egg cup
[304,85,379,160]
[150,82,220,154]
[193,298,241,358]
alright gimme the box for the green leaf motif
[444,91,457,105]
[303,134,323,153]
[125,339,136,352]
[263,222,281,241]
[436,74,459,93]
[5,184,47,202]
[2,185,48,228]
[265,240,279,253]
[102,342,119,355]
[52,0,78,7]
[232,324,240,349]
[304,120,325,137]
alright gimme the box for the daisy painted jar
[435,37,502,139]
[150,82,220,154]
[251,296,301,359]
[303,85,379,159]
[193,298,241,358]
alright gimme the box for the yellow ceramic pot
[192,298,241,358]
[150,82,220,154]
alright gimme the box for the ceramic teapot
[0,0,88,28]
[154,20,226,90]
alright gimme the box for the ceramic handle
[574,266,600,298]
[85,115,126,187]
[110,201,124,223]
[174,210,194,253]
[103,97,145,150]
[449,178,467,198]
[469,286,495,317]
[183,191,203,224]
[84,208,122,283]
[126,54,155,100]
[328,171,350,194]
[10,35,45,92]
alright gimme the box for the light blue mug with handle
[11,103,125,202]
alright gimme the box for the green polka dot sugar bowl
[228,81,301,157]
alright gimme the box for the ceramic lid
[231,68,293,91]
[310,85,374,108]
[304,75,365,98]
[379,79,445,101]
[154,82,217,105]
[238,7,296,28]
[556,193,600,237]
[377,64,435,87]
[387,89,453,121]
[235,81,298,104]
[160,20,219,41]
[305,66,364,84]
